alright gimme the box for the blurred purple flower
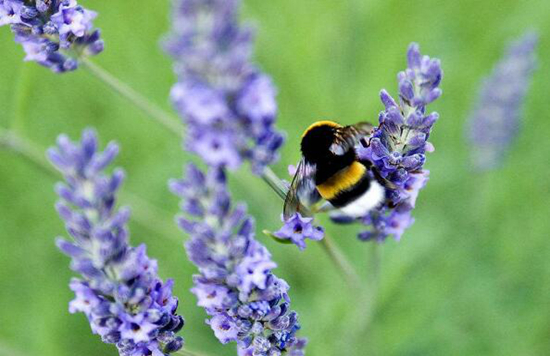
[163,0,284,174]
[273,213,324,251]
[335,43,442,242]
[170,164,306,355]
[0,0,103,72]
[467,32,538,171]
[49,129,184,356]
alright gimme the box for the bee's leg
[358,158,377,172]
[386,199,397,209]
[361,158,373,168]
[367,164,399,191]
[312,201,335,214]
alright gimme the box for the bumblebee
[283,120,386,219]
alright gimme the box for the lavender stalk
[81,57,183,136]
[467,32,538,171]
[49,129,185,356]
[163,0,284,174]
[332,43,443,243]
[171,164,307,356]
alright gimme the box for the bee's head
[300,121,339,163]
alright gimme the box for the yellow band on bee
[316,161,366,200]
[301,120,341,138]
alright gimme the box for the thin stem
[81,57,183,137]
[11,63,33,133]
[0,339,28,356]
[0,129,179,244]
[348,242,382,355]
[0,128,51,175]
[361,242,382,329]
[175,349,212,356]
[319,234,361,289]
[261,166,288,200]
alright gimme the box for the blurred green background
[1,0,549,355]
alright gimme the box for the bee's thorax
[300,124,336,164]
[314,150,356,184]
[300,123,357,183]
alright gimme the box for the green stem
[348,242,382,355]
[81,57,183,137]
[261,166,288,200]
[0,339,28,356]
[361,242,382,328]
[319,234,361,289]
[80,59,361,290]
[175,349,212,356]
[11,63,33,133]
[0,128,51,175]
[0,129,179,244]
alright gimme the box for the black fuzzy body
[300,124,357,184]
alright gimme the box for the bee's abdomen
[338,178,385,217]
[328,174,373,208]
[316,161,369,206]
[314,149,356,184]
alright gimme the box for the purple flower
[0,0,22,26]
[191,278,237,310]
[273,213,324,251]
[209,314,240,344]
[170,164,307,355]
[51,0,96,40]
[49,129,184,356]
[163,0,284,174]
[0,0,103,72]
[467,32,538,171]
[336,43,442,242]
[187,128,243,169]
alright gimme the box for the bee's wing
[283,159,318,220]
[343,121,374,139]
[330,122,374,155]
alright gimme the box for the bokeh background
[1,0,549,355]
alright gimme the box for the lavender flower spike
[170,164,307,355]
[0,0,103,72]
[49,129,184,355]
[467,32,538,171]
[338,43,443,242]
[163,0,284,174]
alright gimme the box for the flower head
[170,164,306,355]
[335,43,442,242]
[163,0,284,174]
[467,32,538,171]
[1,0,103,72]
[49,129,184,355]
[273,213,324,251]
